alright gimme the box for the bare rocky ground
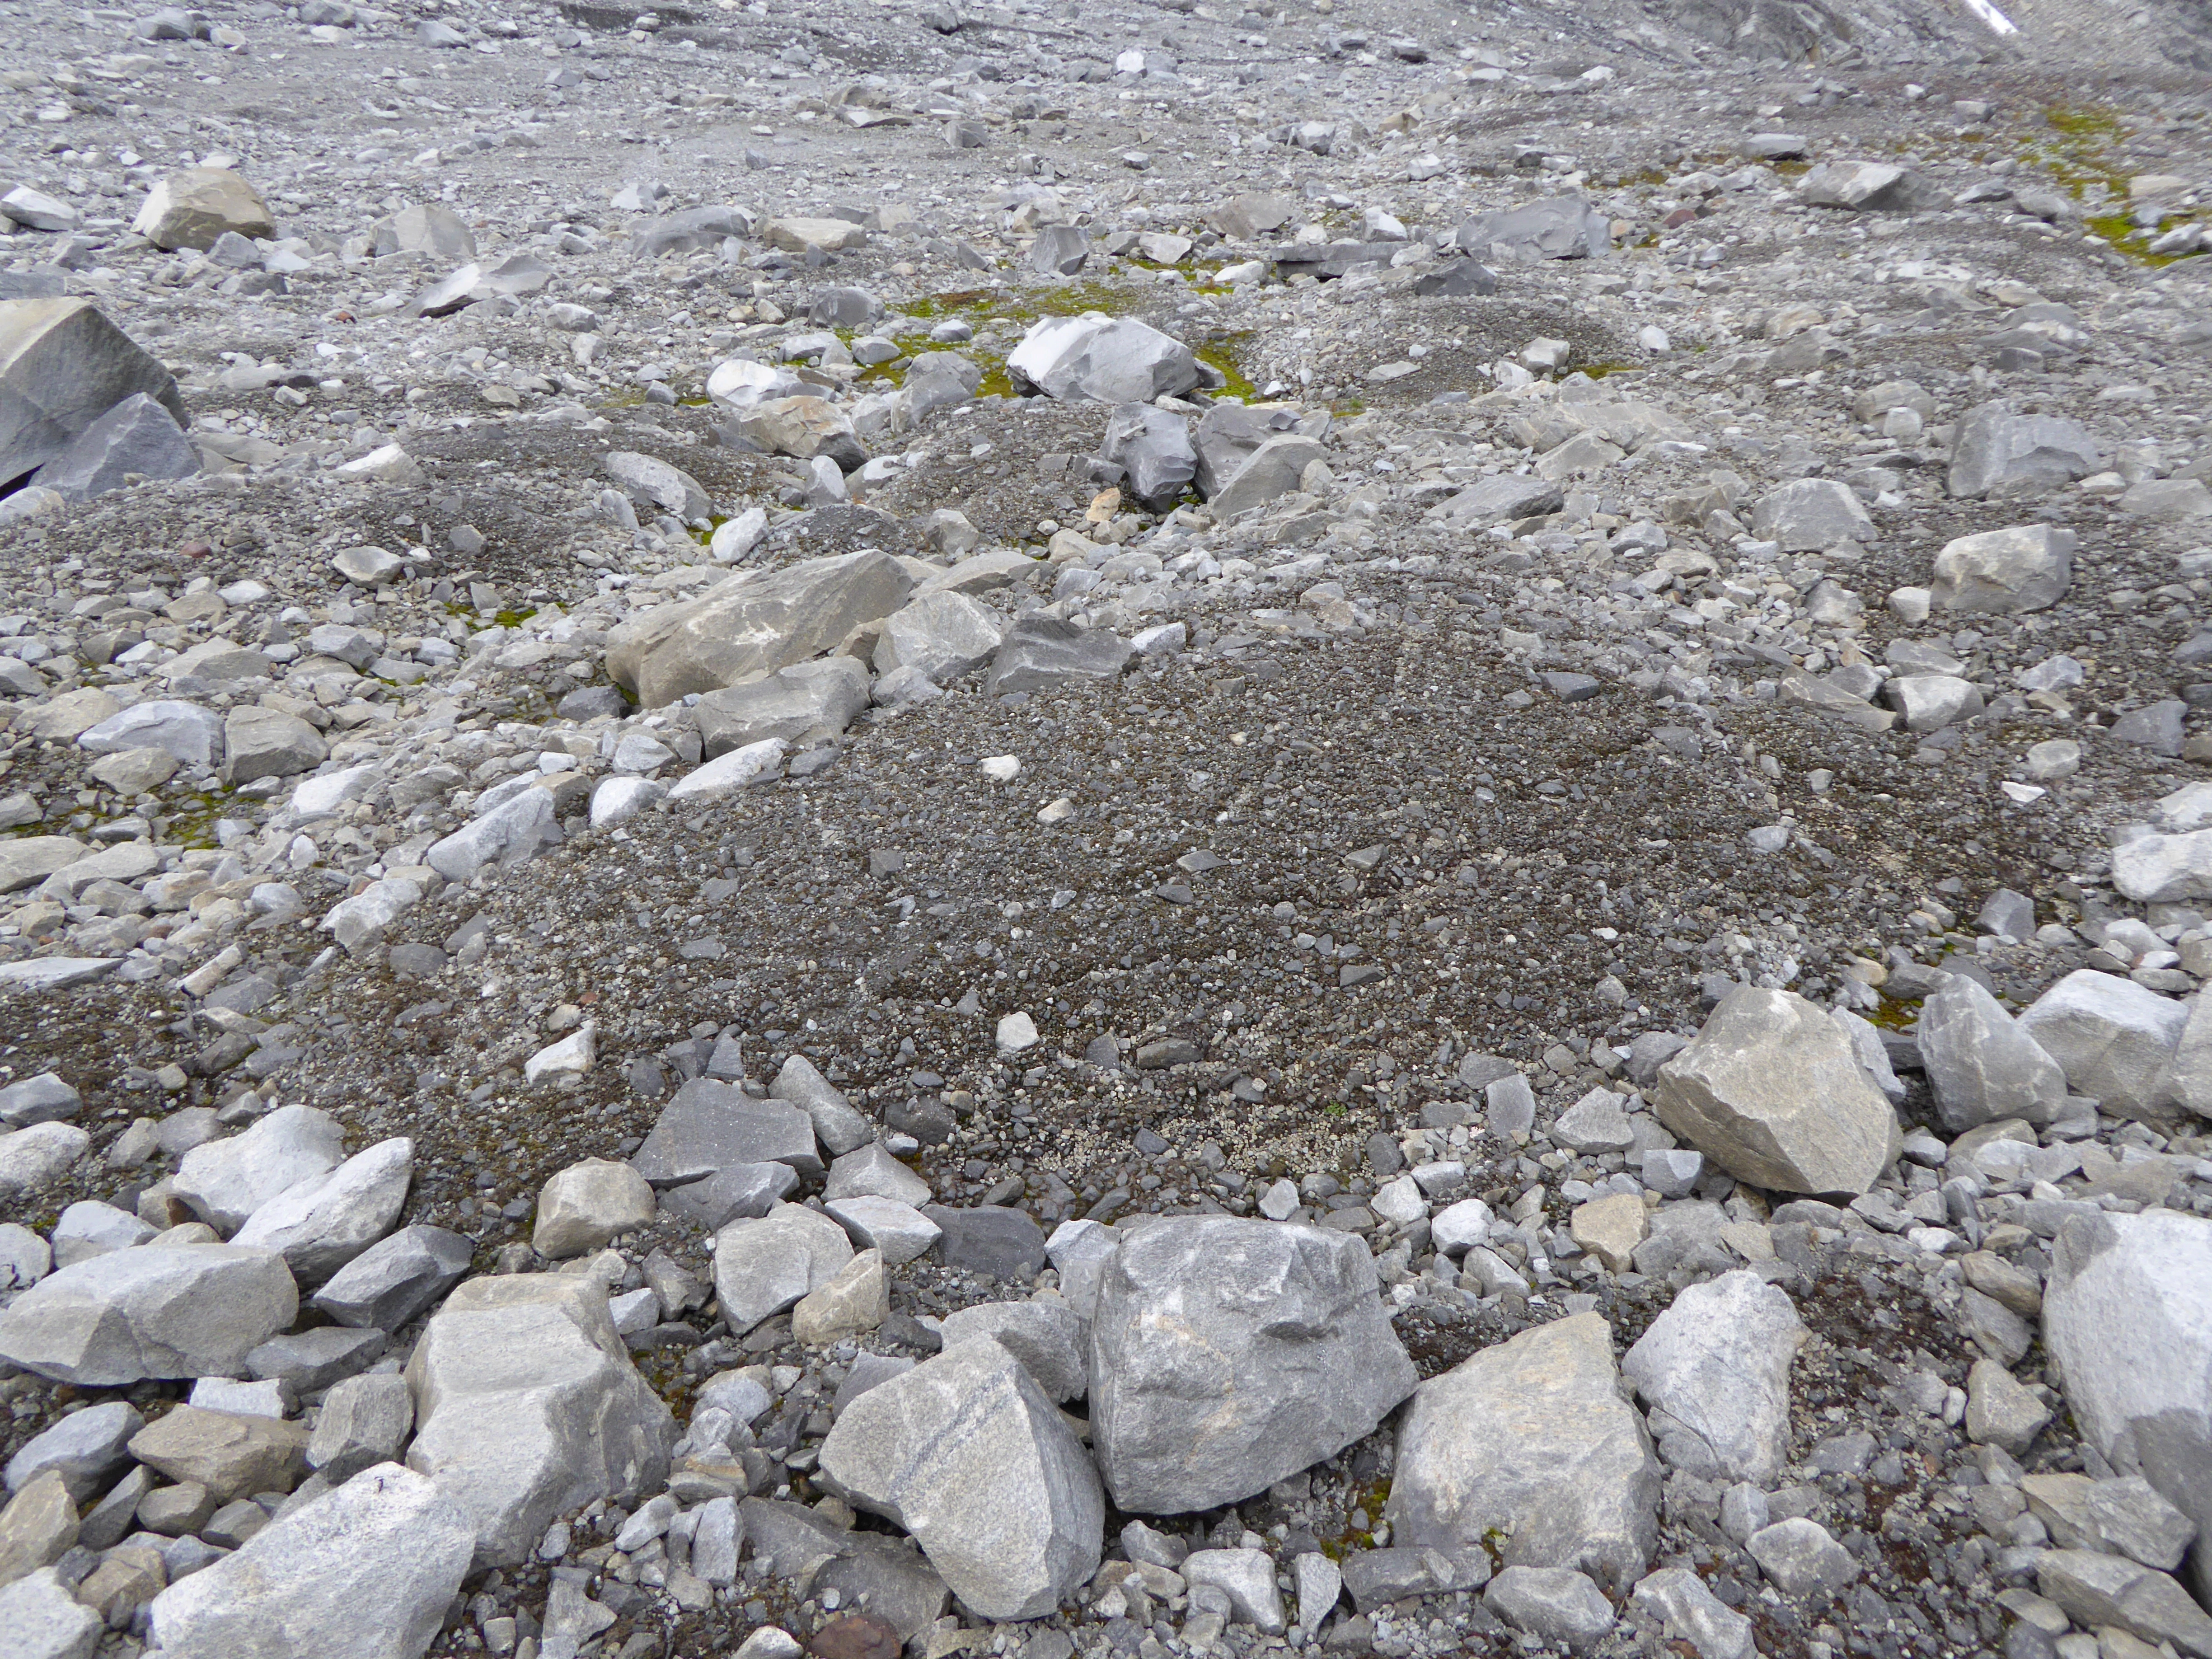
[3,0,2212,1656]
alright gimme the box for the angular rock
[1965,1357,2049,1454]
[1484,1566,1614,1650]
[713,1203,855,1335]
[0,1073,79,1129]
[983,613,1133,696]
[2017,970,2187,1119]
[1631,1567,1754,1659]
[1623,1271,1805,1485]
[27,392,197,501]
[1209,434,1327,520]
[172,1105,345,1233]
[0,1568,100,1659]
[1746,1517,1857,1598]
[663,1162,800,1230]
[605,450,712,523]
[1915,976,2067,1132]
[1427,473,1565,527]
[925,1205,1048,1279]
[1949,400,2102,499]
[768,1055,872,1157]
[0,1469,77,1588]
[370,203,474,259]
[1099,402,1196,511]
[0,297,188,484]
[534,1158,656,1259]
[1186,1548,1285,1634]
[1388,1312,1659,1590]
[77,699,224,767]
[231,1137,412,1284]
[1454,195,1610,261]
[607,551,913,709]
[818,1335,1103,1621]
[309,1224,473,1330]
[938,1300,1087,1401]
[739,1498,950,1639]
[695,659,870,759]
[1749,479,1874,552]
[2034,1551,2212,1656]
[426,788,559,884]
[132,167,273,250]
[0,1245,295,1385]
[633,1081,822,1186]
[0,1123,89,1200]
[1091,1217,1417,1513]
[148,1462,473,1659]
[406,1275,675,1568]
[824,1195,941,1266]
[792,1249,888,1346]
[221,707,327,787]
[873,591,1003,683]
[5,1401,141,1501]
[1006,314,1199,404]
[1652,987,1899,1196]
[732,396,864,469]
[1797,159,1945,212]
[1931,524,2075,613]
[128,1406,310,1501]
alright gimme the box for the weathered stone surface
[405,1274,675,1567]
[131,167,275,250]
[1099,402,1196,511]
[5,1400,141,1500]
[824,1142,931,1207]
[1091,1217,1417,1514]
[1797,159,1945,212]
[982,613,1133,697]
[1427,473,1565,527]
[0,1567,100,1659]
[633,1081,823,1186]
[740,1497,950,1640]
[605,450,712,522]
[694,659,870,759]
[1749,478,1874,552]
[792,1249,888,1345]
[148,1462,473,1659]
[0,298,188,484]
[1454,194,1610,260]
[1964,1357,2049,1455]
[306,1373,415,1483]
[221,706,328,786]
[873,591,1003,684]
[310,1224,473,1330]
[1483,1566,1614,1650]
[1652,987,1899,1196]
[1185,1548,1286,1633]
[1388,1312,1659,1591]
[27,391,197,501]
[172,1104,346,1234]
[1931,524,2074,613]
[231,1136,412,1284]
[1623,1271,1805,1485]
[767,1055,872,1157]
[534,1157,656,1259]
[0,1245,295,1385]
[2020,1473,2198,1570]
[77,699,224,767]
[712,1203,855,1335]
[0,1468,77,1589]
[924,1204,1047,1279]
[1948,400,2102,499]
[1915,976,2067,1132]
[426,789,559,884]
[818,1335,1103,1621]
[1746,1517,1857,1598]
[1631,1567,1754,1659]
[663,1162,800,1230]
[1005,314,1199,403]
[2044,1209,2212,1602]
[938,1300,1087,1401]
[129,1406,310,1501]
[1209,433,1328,520]
[2017,970,2188,1120]
[607,551,912,708]
[0,1123,89,1201]
[2034,1550,2212,1656]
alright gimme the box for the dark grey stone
[660,1160,800,1229]
[1099,402,1195,511]
[630,1080,822,1186]
[983,614,1134,697]
[309,1224,473,1330]
[246,1326,388,1394]
[923,1204,1047,1280]
[27,390,197,499]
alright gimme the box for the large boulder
[1651,986,1899,1196]
[1388,1312,1660,1591]
[28,392,197,501]
[148,1462,473,1659]
[873,591,1003,684]
[171,1105,345,1233]
[75,698,224,768]
[694,658,870,759]
[405,1275,675,1568]
[131,167,275,251]
[221,706,328,786]
[1006,314,1199,404]
[532,1158,656,1260]
[631,1081,822,1186]
[1749,478,1874,552]
[819,1336,1103,1620]
[2043,1210,2212,1603]
[230,1136,413,1284]
[0,1246,296,1386]
[1454,194,1610,261]
[2017,970,2188,1120]
[1931,525,2074,614]
[1915,976,2068,1132]
[731,396,865,469]
[605,551,913,709]
[1209,434,1328,520]
[425,789,560,884]
[768,1054,873,1157]
[2115,832,2212,905]
[1099,402,1196,511]
[1622,1271,1805,1485]
[1088,1217,1417,1513]
[1948,399,2102,499]
[712,1203,855,1336]
[127,1406,310,1501]
[0,298,188,484]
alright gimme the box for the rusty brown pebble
[806,1613,902,1659]
[178,540,211,558]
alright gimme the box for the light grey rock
[0,1073,79,1129]
[1552,1089,1635,1153]
[823,1142,931,1207]
[2034,1551,2212,1656]
[309,1224,473,1330]
[1749,479,1874,552]
[1028,223,1089,275]
[1964,1357,2049,1455]
[1426,473,1565,527]
[768,1054,872,1157]
[130,167,273,250]
[1209,433,1328,520]
[221,707,327,787]
[632,1081,822,1186]
[694,659,870,759]
[1454,194,1609,260]
[817,1336,1102,1621]
[48,1200,151,1268]
[406,1275,675,1568]
[148,1462,472,1659]
[1388,1312,1659,1590]
[2115,832,2212,905]
[173,1105,345,1233]
[1949,400,2102,499]
[2162,993,2212,1120]
[606,551,913,709]
[27,392,197,501]
[1090,1217,1417,1513]
[2017,970,2188,1120]
[1931,525,2075,613]
[307,1373,416,1483]
[0,1567,101,1659]
[1746,1517,1857,1597]
[1185,1548,1285,1633]
[1099,402,1196,511]
[248,1326,387,1395]
[982,613,1133,697]
[231,1136,412,1284]
[0,1223,52,1295]
[873,591,1003,684]
[1483,1566,1614,1650]
[1796,159,1945,211]
[663,1162,801,1231]
[5,1400,141,1500]
[0,297,188,483]
[1295,1552,1343,1634]
[604,450,713,523]
[1044,1218,1118,1321]
[0,1245,295,1385]
[2044,1209,2212,1602]
[1005,314,1199,404]
[1337,1546,1490,1611]
[127,1403,309,1500]
[691,1495,742,1586]
[76,699,224,767]
[426,788,560,883]
[1631,1567,1754,1659]
[532,1158,656,1260]
[938,1300,1087,1401]
[1622,1271,1804,1485]
[1882,673,1983,731]
[370,203,474,259]
[1915,976,2067,1132]
[712,1203,854,1336]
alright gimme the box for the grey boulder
[1209,434,1327,521]
[1622,1271,1805,1485]
[873,591,1003,684]
[712,1202,855,1335]
[2016,970,2187,1120]
[0,1245,296,1386]
[1948,399,2102,499]
[309,1224,474,1330]
[1931,524,2074,614]
[306,1373,416,1483]
[1005,314,1199,404]
[27,392,197,501]
[76,699,225,769]
[231,1136,412,1284]
[406,1275,675,1568]
[5,1400,142,1501]
[1454,194,1610,261]
[694,658,870,759]
[148,1462,473,1659]
[1388,1312,1659,1591]
[938,1300,1087,1401]
[1483,1566,1615,1650]
[172,1105,346,1234]
[1796,159,1946,212]
[1651,986,1900,1196]
[1099,402,1196,511]
[606,551,913,708]
[221,706,328,787]
[1426,473,1565,527]
[1914,976,2067,1132]
[631,1081,822,1186]
[818,1335,1103,1621]
[768,1054,872,1157]
[982,614,1133,697]
[1089,1217,1417,1513]
[0,297,188,484]
[1748,478,1873,552]
[604,450,712,523]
